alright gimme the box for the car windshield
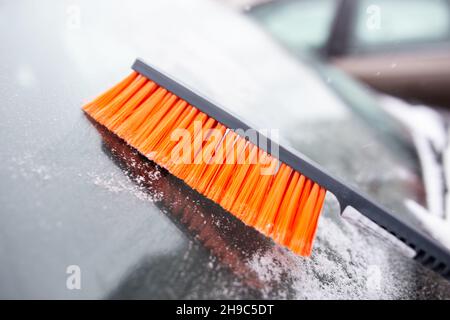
[2,0,450,299]
[248,1,429,215]
[278,57,427,223]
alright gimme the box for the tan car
[248,0,450,108]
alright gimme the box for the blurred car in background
[248,0,450,108]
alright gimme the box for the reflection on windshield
[88,116,276,291]
[86,114,448,299]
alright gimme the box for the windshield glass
[248,5,425,220]
[2,0,448,300]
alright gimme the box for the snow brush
[84,58,450,280]
[93,120,269,289]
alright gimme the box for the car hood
[1,0,450,299]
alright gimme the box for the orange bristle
[83,72,327,256]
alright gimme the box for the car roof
[1,0,449,298]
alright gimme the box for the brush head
[83,60,450,281]
[83,68,326,256]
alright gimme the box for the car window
[250,0,338,53]
[351,0,450,51]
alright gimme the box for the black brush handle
[132,58,450,280]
